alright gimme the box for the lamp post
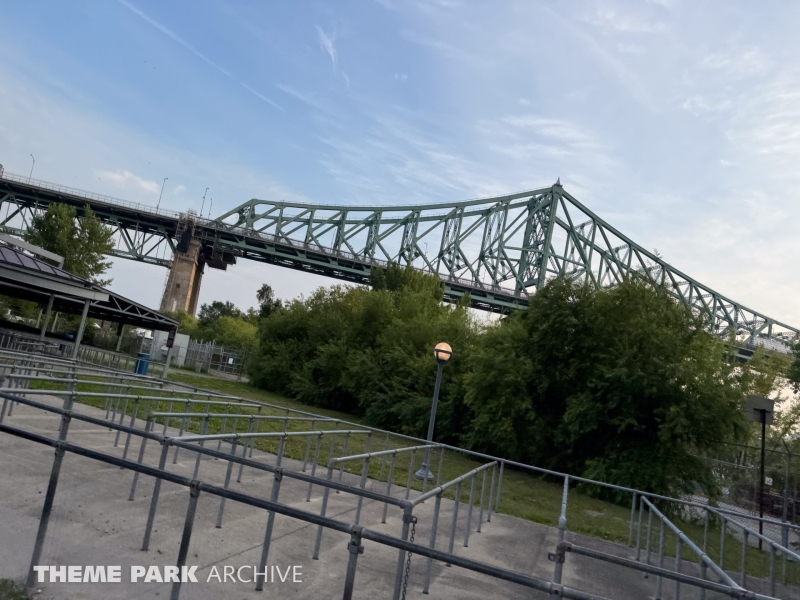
[28,154,35,182]
[200,187,209,217]
[415,342,452,481]
[156,177,168,211]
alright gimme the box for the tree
[197,300,242,326]
[256,284,282,318]
[464,277,748,499]
[24,203,114,285]
[248,267,477,438]
[789,341,800,396]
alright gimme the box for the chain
[400,516,418,600]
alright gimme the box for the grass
[0,580,31,600]
[23,370,800,585]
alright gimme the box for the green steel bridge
[0,169,796,350]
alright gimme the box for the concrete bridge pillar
[160,239,204,315]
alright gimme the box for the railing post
[673,539,682,600]
[656,521,665,600]
[194,415,210,480]
[635,494,644,561]
[26,408,72,587]
[423,493,443,594]
[392,506,414,600]
[405,449,416,500]
[382,452,398,524]
[628,492,638,546]
[551,475,569,594]
[354,456,370,525]
[169,481,200,600]
[446,480,462,566]
[216,437,240,528]
[255,469,284,591]
[342,526,364,600]
[740,530,748,587]
[476,468,487,533]
[302,419,316,471]
[313,464,335,560]
[306,433,323,502]
[487,463,496,523]
[142,441,170,551]
[129,419,154,500]
[463,474,477,548]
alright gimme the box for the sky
[0,1,797,326]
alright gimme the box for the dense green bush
[247,270,785,498]
[248,265,477,442]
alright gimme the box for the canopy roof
[0,242,177,331]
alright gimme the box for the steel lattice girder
[0,173,797,347]
[212,182,799,347]
[0,187,175,267]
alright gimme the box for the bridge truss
[0,170,797,348]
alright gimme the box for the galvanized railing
[0,347,796,598]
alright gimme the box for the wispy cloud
[95,169,159,195]
[316,26,337,67]
[117,0,282,110]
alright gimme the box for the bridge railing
[0,170,181,219]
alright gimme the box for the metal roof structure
[0,241,177,331]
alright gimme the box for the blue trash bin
[135,353,150,375]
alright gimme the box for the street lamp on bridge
[156,177,168,212]
[415,342,452,481]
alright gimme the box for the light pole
[208,197,213,219]
[200,187,209,217]
[156,177,168,211]
[28,154,35,182]
[415,342,452,481]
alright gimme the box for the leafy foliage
[256,284,282,318]
[789,341,800,396]
[244,272,778,498]
[463,278,749,498]
[24,203,114,285]
[248,265,477,440]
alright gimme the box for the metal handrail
[0,171,181,218]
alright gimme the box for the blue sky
[0,1,797,326]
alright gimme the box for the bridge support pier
[160,240,204,315]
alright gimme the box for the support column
[115,322,124,352]
[71,299,91,359]
[39,295,54,341]
[159,239,204,315]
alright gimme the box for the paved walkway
[0,393,785,599]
